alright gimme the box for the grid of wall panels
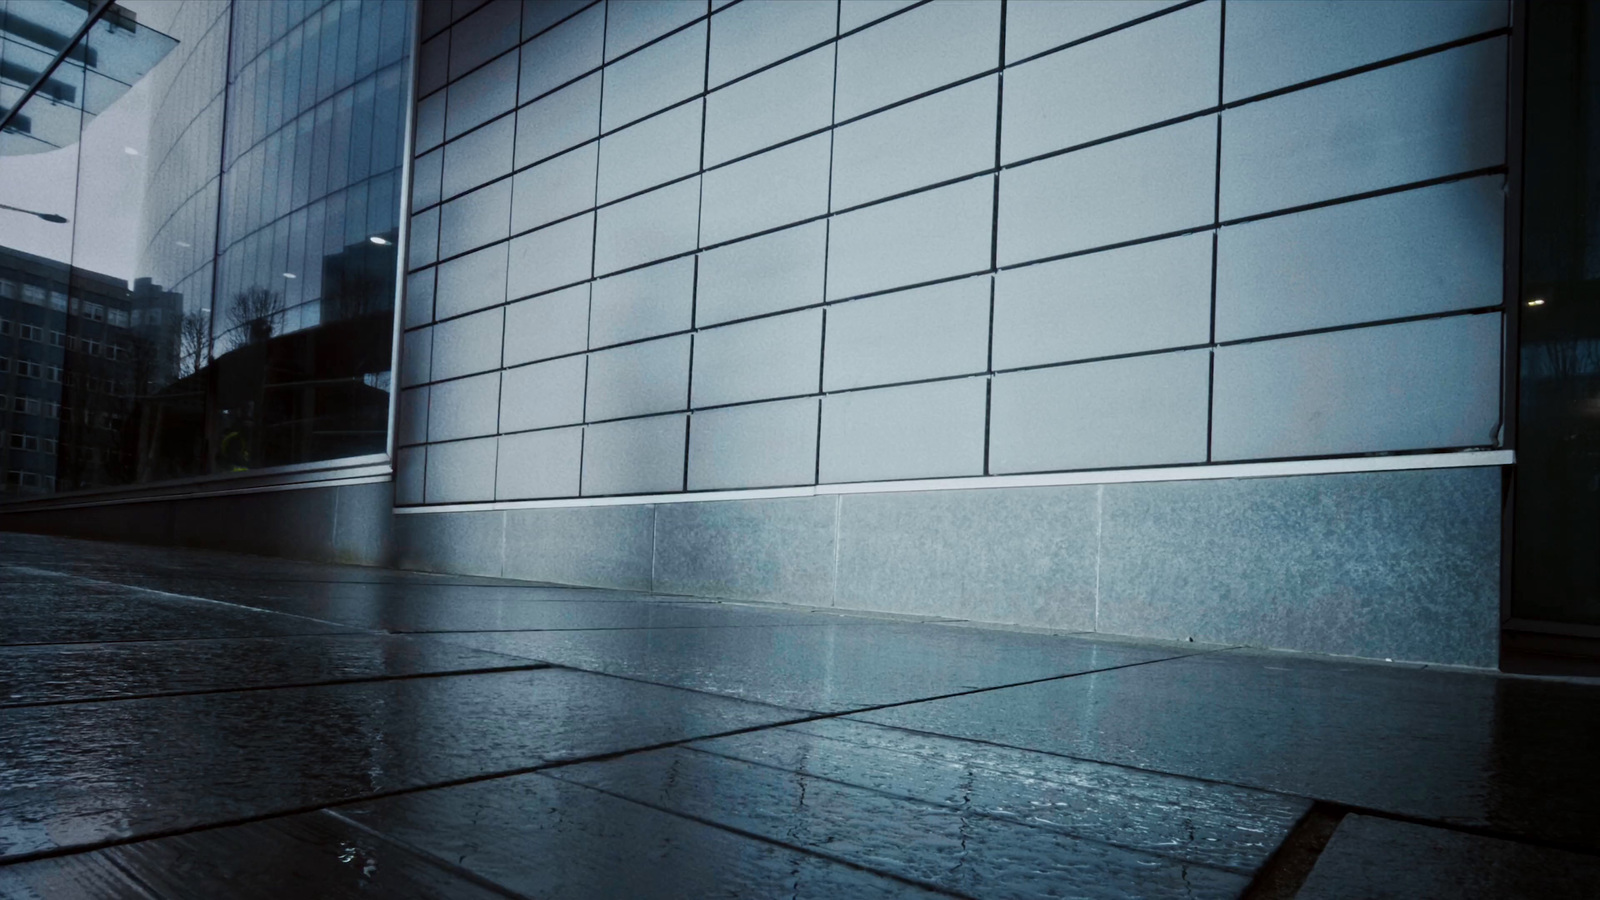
[398,0,1511,504]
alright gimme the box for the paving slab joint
[1240,802,1348,900]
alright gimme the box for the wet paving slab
[1295,814,1600,900]
[682,719,1311,874]
[0,810,518,900]
[0,667,801,861]
[0,634,539,707]
[4,563,840,636]
[4,533,1599,894]
[0,579,361,645]
[542,739,1258,899]
[341,775,954,899]
[437,623,1190,712]
[853,648,1600,853]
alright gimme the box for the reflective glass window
[0,0,413,496]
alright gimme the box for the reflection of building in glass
[0,0,410,496]
[207,233,398,470]
[0,246,181,494]
[207,0,410,472]
[0,223,398,494]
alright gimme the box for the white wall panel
[1002,1,1218,162]
[820,378,987,483]
[990,350,1211,473]
[1220,39,1506,220]
[688,398,820,490]
[1212,315,1503,460]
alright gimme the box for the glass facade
[1517,0,1600,626]
[0,0,411,496]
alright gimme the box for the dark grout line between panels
[422,17,1497,269]
[1208,0,1226,465]
[430,0,935,124]
[406,160,1509,346]
[572,0,612,500]
[427,66,1486,251]
[430,15,1500,211]
[982,4,1006,478]
[427,0,1181,152]
[411,28,1511,280]
[412,16,1507,225]
[401,4,1513,503]
[1003,0,1209,71]
[404,299,1506,450]
[997,28,1509,175]
[423,0,603,103]
[425,2,709,140]
[420,57,1001,220]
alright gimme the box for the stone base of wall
[391,466,1503,667]
[0,466,1504,667]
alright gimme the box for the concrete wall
[398,0,1509,504]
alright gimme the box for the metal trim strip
[397,449,1516,514]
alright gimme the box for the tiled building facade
[15,0,1594,671]
[377,0,1512,667]
[399,0,1508,504]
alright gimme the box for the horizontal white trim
[398,449,1514,515]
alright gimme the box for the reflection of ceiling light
[124,146,139,155]
[1528,298,1546,307]
[282,272,297,279]
[175,240,190,247]
[369,235,391,245]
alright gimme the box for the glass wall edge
[0,454,392,511]
[386,0,423,462]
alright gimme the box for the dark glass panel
[1517,1,1600,624]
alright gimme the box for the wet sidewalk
[0,532,1596,899]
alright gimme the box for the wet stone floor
[0,534,1597,899]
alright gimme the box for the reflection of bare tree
[227,286,282,349]
[1534,339,1600,381]
[179,309,211,376]
[125,332,159,395]
[324,271,385,322]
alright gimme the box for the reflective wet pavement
[0,533,1596,898]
